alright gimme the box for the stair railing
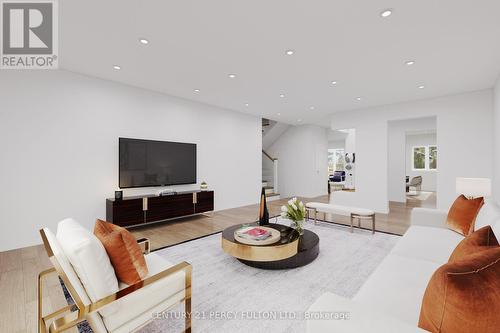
[262,150,278,194]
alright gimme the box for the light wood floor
[131,192,436,250]
[0,192,435,332]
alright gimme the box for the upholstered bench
[305,202,376,234]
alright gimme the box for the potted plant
[281,197,306,235]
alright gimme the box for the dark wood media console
[106,190,214,227]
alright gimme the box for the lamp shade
[456,178,491,198]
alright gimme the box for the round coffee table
[221,223,319,269]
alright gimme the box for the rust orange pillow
[419,247,500,333]
[94,219,148,284]
[449,225,499,262]
[446,195,484,236]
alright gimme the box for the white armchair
[38,218,192,333]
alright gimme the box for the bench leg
[350,214,354,233]
[372,214,375,234]
[314,209,317,225]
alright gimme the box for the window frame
[412,145,437,171]
[328,148,345,173]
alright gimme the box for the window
[328,148,345,174]
[412,146,437,170]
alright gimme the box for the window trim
[328,148,345,173]
[412,145,437,172]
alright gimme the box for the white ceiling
[60,1,500,125]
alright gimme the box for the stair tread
[266,193,280,197]
[263,186,274,189]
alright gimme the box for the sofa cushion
[307,292,426,333]
[56,218,119,303]
[449,226,499,262]
[446,195,483,236]
[418,248,500,333]
[42,227,91,306]
[94,219,148,285]
[353,254,441,325]
[43,226,109,332]
[391,226,463,264]
[100,253,186,332]
[475,200,500,230]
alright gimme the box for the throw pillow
[94,219,148,284]
[446,195,484,236]
[449,225,499,262]
[418,247,500,333]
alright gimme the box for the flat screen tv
[119,138,197,188]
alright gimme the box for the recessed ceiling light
[194,89,200,93]
[245,103,249,107]
[405,60,415,66]
[356,97,362,101]
[380,9,393,18]
[309,106,315,110]
[277,113,281,116]
[139,38,149,45]
[285,50,294,55]
[297,119,302,122]
[418,85,425,89]
[331,81,338,85]
[113,65,121,70]
[279,94,285,98]
[228,74,237,78]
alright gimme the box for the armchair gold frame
[38,230,192,333]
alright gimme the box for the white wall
[330,90,493,213]
[328,140,344,149]
[494,76,500,199]
[262,122,289,151]
[328,130,347,149]
[268,125,328,198]
[406,133,437,192]
[387,117,437,202]
[0,70,262,251]
[344,129,356,154]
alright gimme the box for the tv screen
[119,138,197,188]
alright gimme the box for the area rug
[407,191,433,201]
[136,219,400,333]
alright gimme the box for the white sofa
[307,200,500,332]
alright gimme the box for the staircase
[262,150,280,201]
[262,180,280,201]
[262,118,286,202]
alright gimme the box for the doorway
[328,128,356,192]
[387,117,437,209]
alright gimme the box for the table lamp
[456,177,491,199]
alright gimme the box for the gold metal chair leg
[184,264,193,333]
[185,297,192,333]
[39,268,56,333]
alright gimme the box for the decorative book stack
[236,227,272,241]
